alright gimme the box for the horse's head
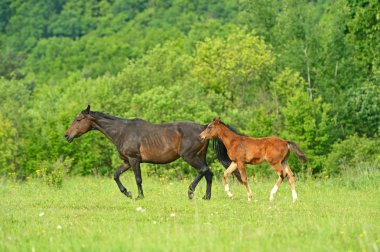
[200,117,222,140]
[64,105,94,143]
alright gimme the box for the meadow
[1,171,379,252]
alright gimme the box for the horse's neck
[217,124,240,148]
[91,113,123,144]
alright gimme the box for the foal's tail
[287,141,307,163]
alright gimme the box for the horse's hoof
[188,190,194,200]
[135,195,144,200]
[123,191,132,198]
[202,195,211,200]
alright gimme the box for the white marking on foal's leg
[292,189,298,202]
[269,184,278,201]
[223,162,237,198]
[247,191,252,201]
[225,184,233,198]
[246,184,253,201]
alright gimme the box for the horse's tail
[212,138,243,184]
[287,141,307,163]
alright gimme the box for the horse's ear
[84,105,90,114]
[214,116,221,123]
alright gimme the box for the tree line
[0,0,379,180]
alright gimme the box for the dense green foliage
[1,174,379,251]
[0,0,379,178]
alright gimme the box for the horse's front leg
[114,163,132,198]
[129,158,144,200]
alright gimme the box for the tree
[192,29,274,104]
[0,114,18,176]
[270,69,332,174]
[346,81,380,137]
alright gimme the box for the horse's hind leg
[269,163,287,201]
[188,172,204,199]
[114,163,132,198]
[130,158,144,200]
[284,161,297,202]
[185,157,213,200]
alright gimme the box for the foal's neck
[216,124,240,148]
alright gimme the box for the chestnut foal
[200,117,307,202]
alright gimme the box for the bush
[324,134,380,176]
[36,157,72,188]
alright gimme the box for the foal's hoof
[269,195,275,201]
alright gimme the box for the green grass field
[1,172,379,252]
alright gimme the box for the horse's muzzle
[199,135,207,142]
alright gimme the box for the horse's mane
[212,121,244,183]
[89,111,131,122]
[90,111,140,122]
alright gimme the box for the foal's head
[64,105,94,143]
[200,117,223,140]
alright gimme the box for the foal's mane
[218,120,247,137]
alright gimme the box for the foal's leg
[114,163,132,198]
[223,162,238,198]
[237,163,253,201]
[284,162,298,202]
[269,163,287,201]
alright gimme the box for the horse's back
[127,120,206,162]
[173,121,208,157]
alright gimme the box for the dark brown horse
[200,117,307,202]
[64,105,241,200]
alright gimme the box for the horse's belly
[140,147,180,164]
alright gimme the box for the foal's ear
[213,116,221,123]
[84,104,91,114]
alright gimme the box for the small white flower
[136,207,145,212]
[57,225,62,230]
[39,212,45,217]
[152,221,157,224]
[170,213,176,217]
